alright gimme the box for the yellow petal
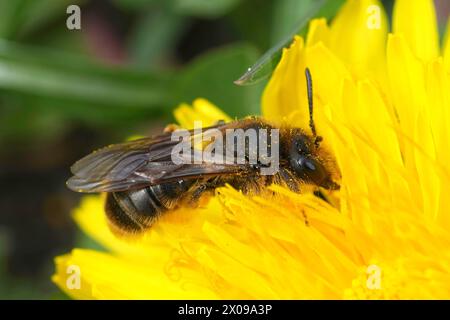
[262,36,309,128]
[306,18,330,47]
[444,19,450,72]
[305,42,351,115]
[356,80,400,162]
[52,254,96,300]
[425,59,450,224]
[174,98,231,129]
[425,59,450,167]
[329,0,388,78]
[413,106,439,220]
[387,34,426,152]
[387,34,430,212]
[393,0,439,61]
[53,249,218,299]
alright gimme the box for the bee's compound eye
[301,157,326,181]
[291,155,328,187]
[303,158,316,171]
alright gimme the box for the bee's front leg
[279,168,300,193]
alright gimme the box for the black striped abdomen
[104,180,193,234]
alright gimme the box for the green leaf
[234,0,344,86]
[0,40,170,110]
[128,8,187,67]
[114,0,240,16]
[227,0,274,51]
[112,0,160,11]
[172,44,265,117]
[172,0,241,17]
[0,0,28,38]
[271,0,316,45]
[0,0,83,39]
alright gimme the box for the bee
[67,68,339,235]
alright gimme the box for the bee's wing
[135,161,250,186]
[67,135,174,192]
[67,120,258,193]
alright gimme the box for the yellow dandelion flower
[53,0,450,299]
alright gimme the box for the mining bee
[67,68,339,235]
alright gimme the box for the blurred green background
[0,0,448,299]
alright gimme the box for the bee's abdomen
[104,180,193,234]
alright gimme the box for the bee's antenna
[305,68,322,147]
[305,67,316,137]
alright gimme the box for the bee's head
[288,133,339,190]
